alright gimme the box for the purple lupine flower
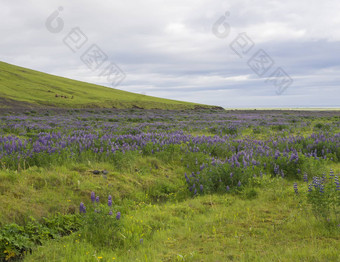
[116,212,121,220]
[308,184,313,192]
[108,199,112,207]
[334,176,340,191]
[200,184,203,192]
[230,173,233,178]
[109,211,113,216]
[96,196,99,203]
[226,185,230,191]
[303,173,308,183]
[91,192,95,203]
[79,202,86,213]
[293,183,298,194]
[319,184,324,193]
[108,195,112,201]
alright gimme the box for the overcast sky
[1,0,339,108]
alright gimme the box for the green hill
[0,61,221,110]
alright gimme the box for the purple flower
[108,199,112,207]
[303,173,308,183]
[226,185,230,191]
[91,192,95,203]
[116,212,121,220]
[237,181,241,187]
[79,202,86,213]
[200,184,203,192]
[109,210,113,216]
[96,196,99,203]
[293,183,298,194]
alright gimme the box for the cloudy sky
[1,0,339,108]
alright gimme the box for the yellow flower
[98,257,103,259]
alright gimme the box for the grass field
[0,61,220,110]
[0,109,339,261]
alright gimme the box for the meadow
[0,108,339,261]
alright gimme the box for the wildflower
[237,181,241,187]
[293,183,298,194]
[303,173,308,183]
[79,202,86,213]
[308,184,313,192]
[96,196,99,203]
[335,176,340,191]
[91,192,95,203]
[319,185,324,193]
[200,184,203,192]
[116,212,121,220]
[108,198,112,207]
[226,185,230,191]
[109,211,113,216]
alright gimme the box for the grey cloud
[0,0,339,108]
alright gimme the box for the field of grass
[0,109,339,261]
[0,61,219,110]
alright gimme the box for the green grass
[0,111,339,261]
[0,158,339,261]
[0,61,219,110]
[23,175,340,262]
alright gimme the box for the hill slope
[0,61,220,110]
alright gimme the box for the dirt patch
[0,97,36,109]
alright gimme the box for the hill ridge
[0,61,222,110]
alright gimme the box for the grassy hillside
[0,61,219,110]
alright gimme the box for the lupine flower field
[0,109,339,261]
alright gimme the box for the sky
[1,0,340,108]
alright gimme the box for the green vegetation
[0,61,219,110]
[0,109,339,261]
